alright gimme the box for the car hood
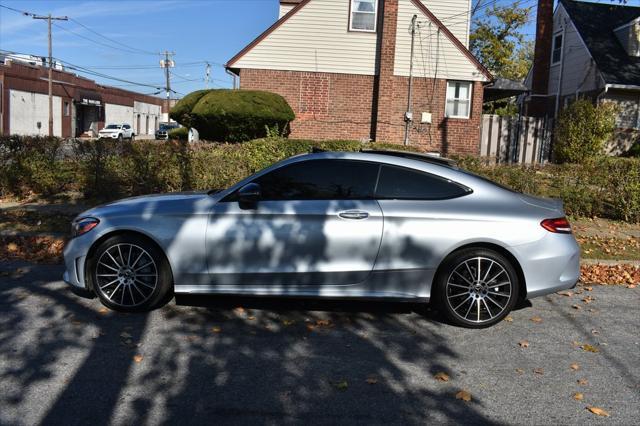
[79,191,214,218]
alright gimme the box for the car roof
[308,147,458,168]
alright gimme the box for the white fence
[480,115,553,164]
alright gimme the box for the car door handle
[338,210,370,220]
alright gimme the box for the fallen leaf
[572,304,582,310]
[518,340,530,348]
[533,368,544,375]
[211,326,222,333]
[504,316,514,322]
[6,242,18,252]
[530,316,543,323]
[247,316,256,321]
[591,329,600,335]
[584,286,593,291]
[586,406,610,417]
[515,368,525,375]
[98,307,109,315]
[434,372,450,382]
[366,376,378,385]
[628,284,637,289]
[233,307,245,315]
[570,363,580,371]
[573,392,584,401]
[315,319,332,327]
[455,390,472,402]
[581,344,600,353]
[577,378,589,385]
[306,324,316,331]
[133,354,143,363]
[557,291,573,297]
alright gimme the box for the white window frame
[445,81,472,119]
[349,0,377,33]
[551,31,563,65]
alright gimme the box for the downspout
[225,68,238,89]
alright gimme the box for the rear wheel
[117,134,123,143]
[434,248,519,328]
[88,234,172,312]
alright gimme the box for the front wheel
[88,234,173,312]
[434,248,519,328]
[117,134,123,143]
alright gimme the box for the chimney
[529,0,554,117]
[372,0,399,141]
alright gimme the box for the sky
[1,0,639,99]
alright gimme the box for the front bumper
[98,133,121,139]
[63,234,93,290]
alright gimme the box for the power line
[67,17,157,56]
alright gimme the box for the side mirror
[238,182,261,208]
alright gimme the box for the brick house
[226,0,492,155]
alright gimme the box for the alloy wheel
[445,256,512,324]
[94,243,158,307]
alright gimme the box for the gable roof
[226,0,492,81]
[560,0,640,87]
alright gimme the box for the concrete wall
[9,89,62,137]
[133,101,161,135]
[105,103,134,127]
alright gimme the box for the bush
[168,127,188,141]
[553,99,617,164]
[1,135,639,223]
[170,89,295,142]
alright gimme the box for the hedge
[1,135,639,223]
[169,89,295,142]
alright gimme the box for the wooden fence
[479,115,553,164]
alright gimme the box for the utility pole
[205,62,211,89]
[160,51,175,119]
[404,14,417,146]
[32,13,68,137]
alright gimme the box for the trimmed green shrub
[170,89,295,142]
[553,99,617,164]
[168,127,188,141]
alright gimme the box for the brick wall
[240,68,375,141]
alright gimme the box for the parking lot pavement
[1,262,638,425]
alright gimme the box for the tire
[118,134,123,143]
[433,248,519,328]
[130,134,135,141]
[87,234,173,312]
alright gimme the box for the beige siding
[394,0,487,81]
[418,0,471,47]
[279,4,295,18]
[548,3,602,97]
[234,0,378,75]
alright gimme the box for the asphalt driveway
[1,262,638,425]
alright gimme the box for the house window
[64,101,70,116]
[445,81,472,119]
[350,0,377,32]
[552,32,563,64]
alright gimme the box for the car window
[375,165,470,200]
[252,159,379,201]
[123,124,130,129]
[105,124,119,129]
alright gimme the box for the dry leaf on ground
[211,326,222,333]
[434,372,450,382]
[586,406,610,417]
[530,316,543,323]
[133,354,143,363]
[581,344,600,353]
[455,390,472,402]
[573,392,584,401]
[366,376,378,385]
[577,378,589,385]
[570,363,580,371]
[533,368,544,375]
[518,340,530,348]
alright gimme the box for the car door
[205,159,384,288]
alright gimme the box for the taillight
[541,217,572,234]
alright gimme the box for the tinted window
[376,165,469,200]
[254,160,379,201]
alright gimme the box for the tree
[470,2,533,114]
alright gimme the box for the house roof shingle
[561,0,640,87]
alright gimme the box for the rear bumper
[512,233,581,299]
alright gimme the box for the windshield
[105,124,121,129]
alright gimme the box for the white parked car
[98,124,134,141]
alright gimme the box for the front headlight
[71,217,100,237]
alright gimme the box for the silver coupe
[63,150,580,328]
